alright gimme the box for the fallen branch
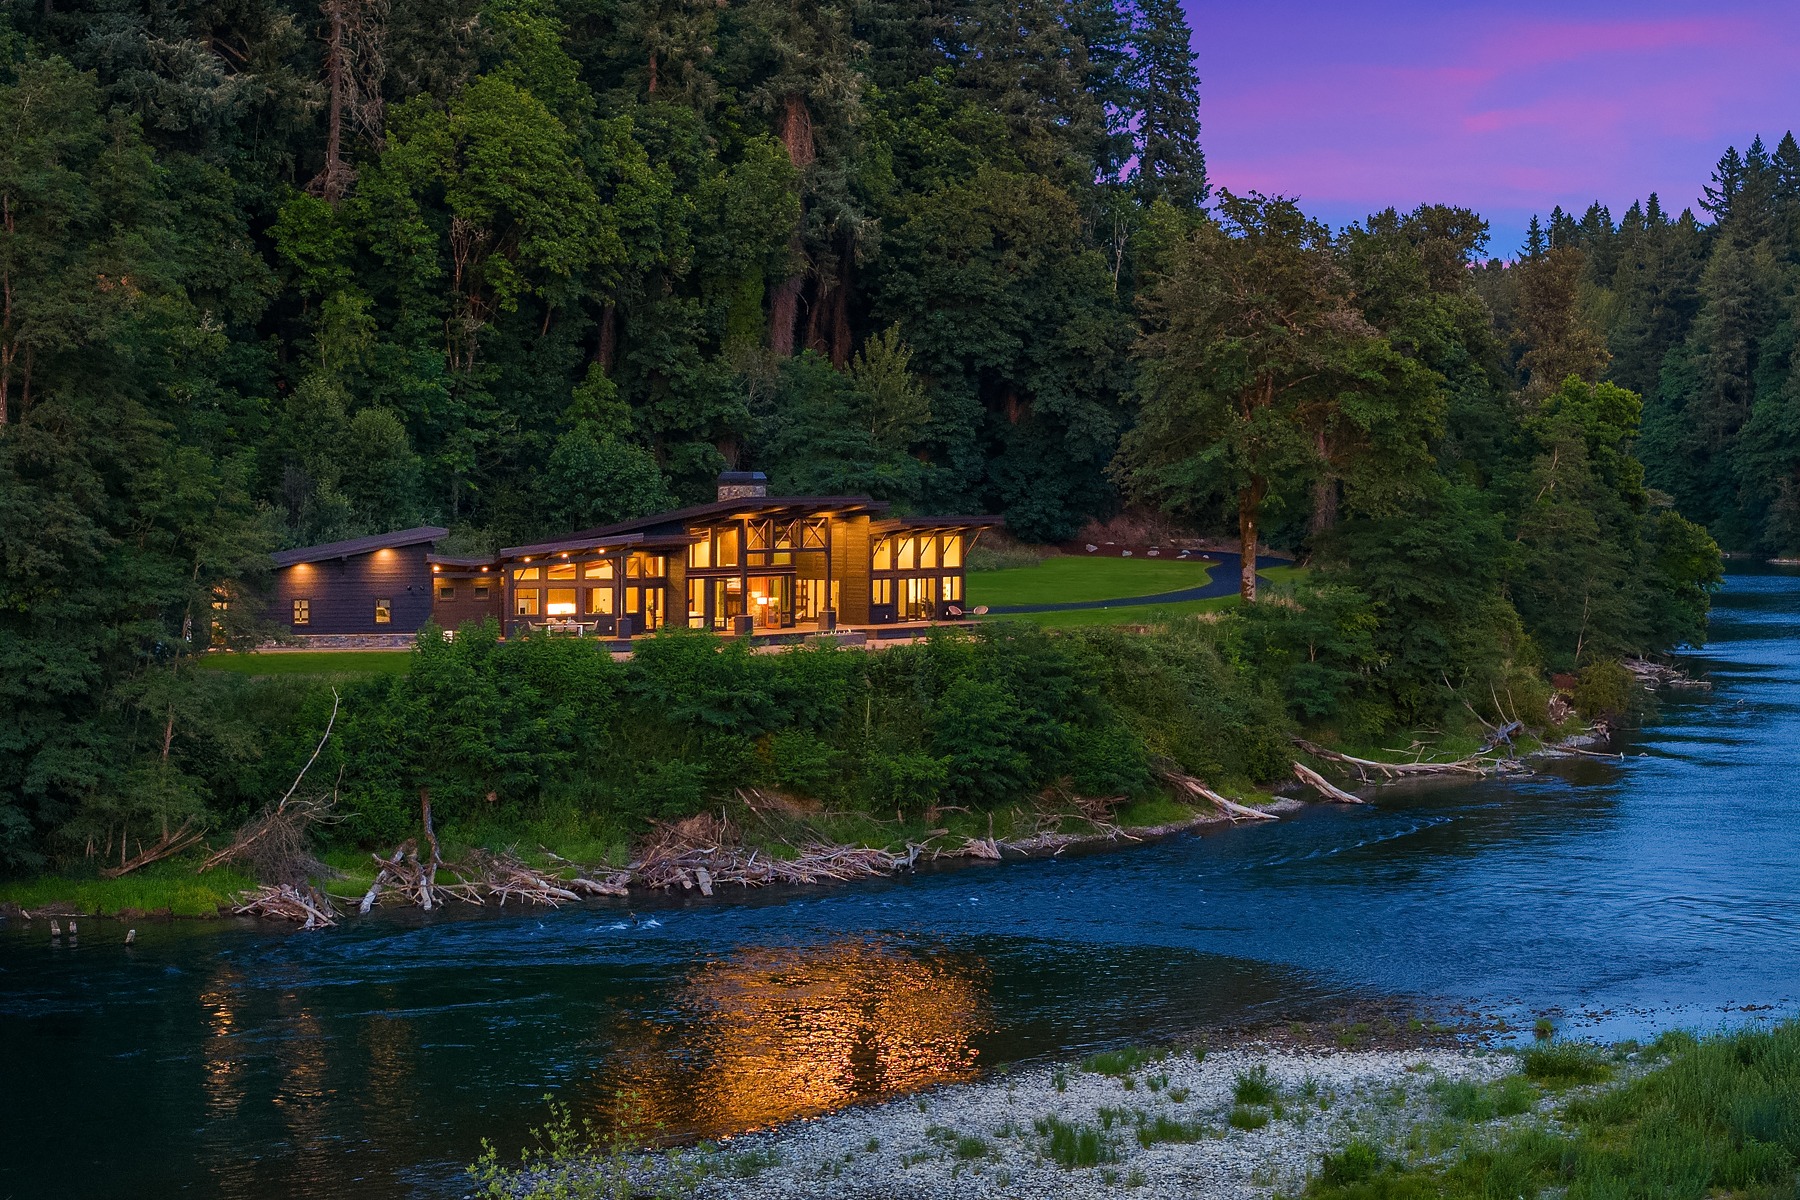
[1158,769,1278,821]
[234,883,339,928]
[1291,761,1366,804]
[1292,738,1490,778]
[100,818,205,879]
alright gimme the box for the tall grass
[1303,1022,1800,1200]
[0,859,255,917]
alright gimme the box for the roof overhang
[273,526,449,568]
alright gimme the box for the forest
[0,0,1745,873]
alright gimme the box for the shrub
[1083,1046,1158,1076]
[1572,660,1634,721]
[1319,1139,1383,1186]
[1034,1116,1116,1169]
[1523,1041,1611,1086]
[1227,1105,1269,1131]
[1234,1063,1278,1106]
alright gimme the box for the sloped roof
[272,526,448,568]
[569,496,891,540]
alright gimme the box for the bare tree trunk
[311,1,352,202]
[596,302,618,373]
[647,50,658,95]
[1309,428,1338,538]
[768,95,815,358]
[1238,477,1265,603]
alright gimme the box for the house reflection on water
[585,939,992,1140]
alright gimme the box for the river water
[4,569,1799,1200]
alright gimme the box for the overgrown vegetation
[1305,1023,1800,1200]
[0,1,1730,875]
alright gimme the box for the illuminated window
[747,520,770,551]
[514,566,540,581]
[547,588,577,616]
[802,519,828,549]
[437,585,455,601]
[548,562,577,581]
[943,575,963,601]
[473,584,490,600]
[374,597,392,624]
[872,537,892,571]
[687,536,712,569]
[292,598,311,626]
[584,560,615,580]
[920,537,939,569]
[943,536,963,568]
[872,578,894,605]
[716,526,741,568]
[897,537,916,570]
[515,590,540,617]
[688,578,707,627]
[587,587,614,615]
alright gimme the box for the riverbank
[1,727,1607,922]
[484,1020,1798,1200]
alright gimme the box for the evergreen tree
[1128,0,1206,208]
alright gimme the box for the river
[4,568,1798,1200]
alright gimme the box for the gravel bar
[650,1045,1515,1199]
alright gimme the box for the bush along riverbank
[1,606,1690,923]
[467,1021,1800,1200]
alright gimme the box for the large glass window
[943,536,963,568]
[802,519,828,549]
[587,587,614,615]
[514,566,540,581]
[548,562,576,581]
[920,537,939,569]
[584,560,615,580]
[872,537,892,570]
[515,590,540,617]
[872,578,894,606]
[547,588,577,616]
[715,526,741,568]
[687,536,712,569]
[688,579,707,628]
[292,598,311,626]
[374,597,392,624]
[897,537,916,570]
[943,575,963,601]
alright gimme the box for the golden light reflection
[200,967,248,1122]
[587,940,990,1140]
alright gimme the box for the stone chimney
[717,470,769,502]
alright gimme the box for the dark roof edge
[572,496,891,539]
[273,526,449,567]
[498,531,647,559]
[873,515,1005,528]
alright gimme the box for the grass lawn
[967,554,1218,607]
[0,857,255,917]
[195,650,412,677]
[977,566,1310,629]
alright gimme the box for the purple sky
[1189,0,1800,257]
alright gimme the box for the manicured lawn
[976,566,1309,628]
[194,650,412,677]
[967,554,1218,607]
[987,597,1238,628]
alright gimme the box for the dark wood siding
[269,544,436,635]
[431,570,505,634]
[832,515,871,625]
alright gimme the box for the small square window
[374,597,392,625]
[437,585,455,601]
[516,591,540,617]
[292,598,311,626]
[473,583,490,600]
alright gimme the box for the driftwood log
[1291,761,1366,804]
[1292,738,1491,780]
[1159,769,1278,821]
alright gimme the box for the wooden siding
[431,570,504,634]
[832,514,871,625]
[269,544,436,635]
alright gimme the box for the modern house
[266,474,997,643]
[268,526,449,642]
